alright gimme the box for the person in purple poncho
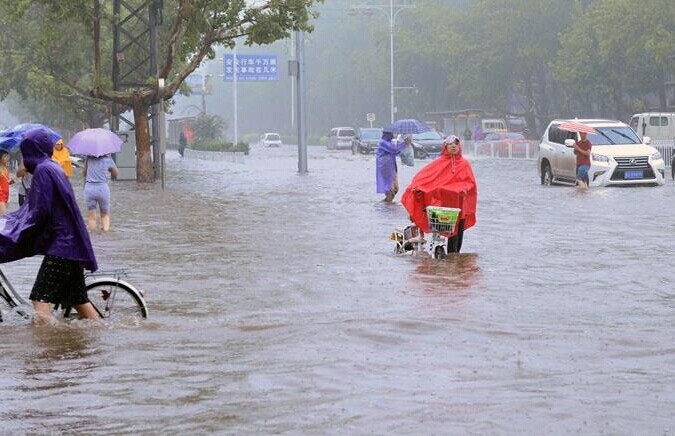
[376,130,408,202]
[0,128,99,323]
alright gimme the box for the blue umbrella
[2,123,61,145]
[384,119,431,135]
[0,136,20,152]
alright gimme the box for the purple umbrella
[384,119,431,135]
[67,128,124,157]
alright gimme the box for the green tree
[192,113,226,144]
[443,0,574,133]
[552,0,675,119]
[0,0,322,182]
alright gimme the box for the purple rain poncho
[0,129,97,271]
[375,131,407,194]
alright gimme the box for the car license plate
[624,170,643,179]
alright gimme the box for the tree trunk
[133,102,155,183]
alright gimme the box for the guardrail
[463,140,675,167]
[652,141,675,167]
[463,140,539,160]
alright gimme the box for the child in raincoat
[52,139,73,179]
[401,135,477,253]
[0,150,15,215]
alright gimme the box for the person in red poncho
[401,135,477,253]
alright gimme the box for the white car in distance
[537,119,665,187]
[261,132,282,147]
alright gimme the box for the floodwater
[2,145,675,434]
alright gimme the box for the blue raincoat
[376,131,407,194]
[0,129,97,271]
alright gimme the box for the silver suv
[537,119,665,187]
[327,127,355,150]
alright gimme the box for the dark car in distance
[352,127,383,154]
[395,130,444,159]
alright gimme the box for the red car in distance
[479,132,532,158]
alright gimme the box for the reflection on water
[1,149,675,433]
[412,253,482,291]
[23,325,100,385]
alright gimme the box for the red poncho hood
[401,143,477,234]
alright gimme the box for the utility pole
[349,1,415,123]
[291,31,308,174]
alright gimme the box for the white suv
[537,119,665,187]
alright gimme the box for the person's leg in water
[576,165,589,189]
[32,300,100,323]
[84,183,100,231]
[30,256,100,324]
[101,212,110,232]
[384,172,399,202]
[87,209,98,231]
[99,183,112,231]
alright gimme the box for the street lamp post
[351,1,415,124]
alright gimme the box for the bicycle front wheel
[85,279,148,320]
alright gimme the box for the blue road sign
[223,54,279,81]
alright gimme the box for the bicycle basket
[426,206,460,233]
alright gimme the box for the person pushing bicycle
[0,129,100,323]
[401,135,478,253]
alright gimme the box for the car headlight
[591,153,609,163]
[651,151,662,160]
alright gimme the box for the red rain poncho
[401,142,477,234]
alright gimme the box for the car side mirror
[643,136,651,144]
[564,139,575,147]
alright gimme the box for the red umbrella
[557,121,597,134]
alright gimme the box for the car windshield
[360,129,382,140]
[265,134,280,141]
[338,129,355,137]
[412,131,443,140]
[587,127,640,145]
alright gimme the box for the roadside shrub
[190,140,250,155]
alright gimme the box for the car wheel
[671,157,675,180]
[434,245,447,259]
[541,162,553,185]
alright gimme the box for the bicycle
[392,206,464,259]
[0,267,148,322]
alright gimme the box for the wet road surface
[2,145,675,434]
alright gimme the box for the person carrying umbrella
[376,129,408,202]
[83,154,119,232]
[0,128,99,323]
[67,128,123,232]
[574,131,592,188]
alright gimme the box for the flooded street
[2,145,675,434]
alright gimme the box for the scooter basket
[426,206,460,233]
[403,225,420,240]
